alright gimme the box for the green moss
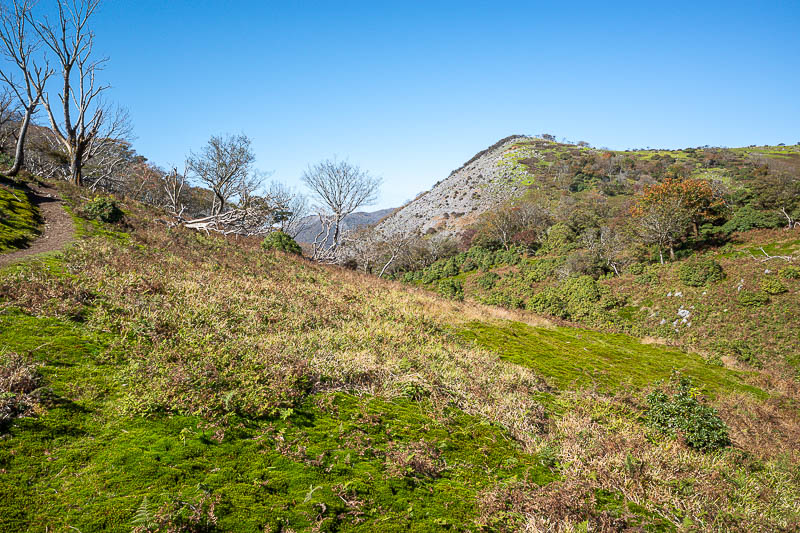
[0,310,555,531]
[457,320,764,397]
[0,183,40,252]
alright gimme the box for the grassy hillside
[1,186,799,531]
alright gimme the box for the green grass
[0,309,556,531]
[457,320,764,397]
[0,182,40,252]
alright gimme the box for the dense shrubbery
[646,373,731,452]
[678,259,724,287]
[779,266,800,280]
[760,276,787,295]
[737,290,769,307]
[436,278,464,301]
[526,275,617,320]
[83,196,124,223]
[476,271,500,290]
[719,205,783,234]
[261,230,302,254]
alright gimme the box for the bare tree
[163,166,187,217]
[267,180,308,237]
[33,0,130,186]
[632,196,691,264]
[0,86,20,148]
[186,133,255,215]
[582,225,629,276]
[301,158,381,253]
[0,0,53,176]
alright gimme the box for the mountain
[293,208,395,243]
[376,135,800,239]
[375,135,527,237]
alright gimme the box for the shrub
[713,340,761,368]
[720,205,783,234]
[737,290,769,307]
[525,275,607,320]
[538,223,577,255]
[436,279,463,301]
[1,351,43,424]
[678,259,724,287]
[760,277,787,295]
[627,262,645,275]
[778,266,800,280]
[261,231,302,254]
[646,372,730,452]
[83,196,124,223]
[476,271,500,290]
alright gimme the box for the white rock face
[375,135,528,237]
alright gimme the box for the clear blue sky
[80,0,800,209]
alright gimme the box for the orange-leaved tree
[631,178,725,263]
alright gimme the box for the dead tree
[0,0,53,176]
[301,158,381,255]
[33,0,129,186]
[186,133,255,215]
[163,166,187,217]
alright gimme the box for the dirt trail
[0,183,74,267]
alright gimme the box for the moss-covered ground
[1,187,799,530]
[458,320,763,397]
[0,181,40,252]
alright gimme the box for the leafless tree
[267,180,308,237]
[0,86,20,148]
[186,133,255,215]
[33,0,130,185]
[163,166,187,217]
[633,196,691,264]
[582,225,629,276]
[0,0,53,176]
[301,157,381,253]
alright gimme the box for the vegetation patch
[678,258,724,287]
[458,320,762,396]
[646,372,731,452]
[0,183,40,252]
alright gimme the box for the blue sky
[69,1,800,209]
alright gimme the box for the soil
[0,183,74,267]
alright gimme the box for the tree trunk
[332,214,342,249]
[669,244,675,261]
[7,109,32,177]
[70,149,83,186]
[692,220,699,237]
[659,249,664,264]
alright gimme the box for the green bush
[720,205,783,234]
[778,266,800,280]
[713,340,761,368]
[737,290,769,307]
[646,373,730,452]
[521,258,561,283]
[678,259,724,287]
[84,197,124,223]
[538,223,577,255]
[261,231,302,254]
[525,275,607,320]
[476,271,500,290]
[760,277,787,295]
[627,263,645,275]
[436,279,464,301]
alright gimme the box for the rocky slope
[375,135,530,237]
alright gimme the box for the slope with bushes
[1,184,799,531]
